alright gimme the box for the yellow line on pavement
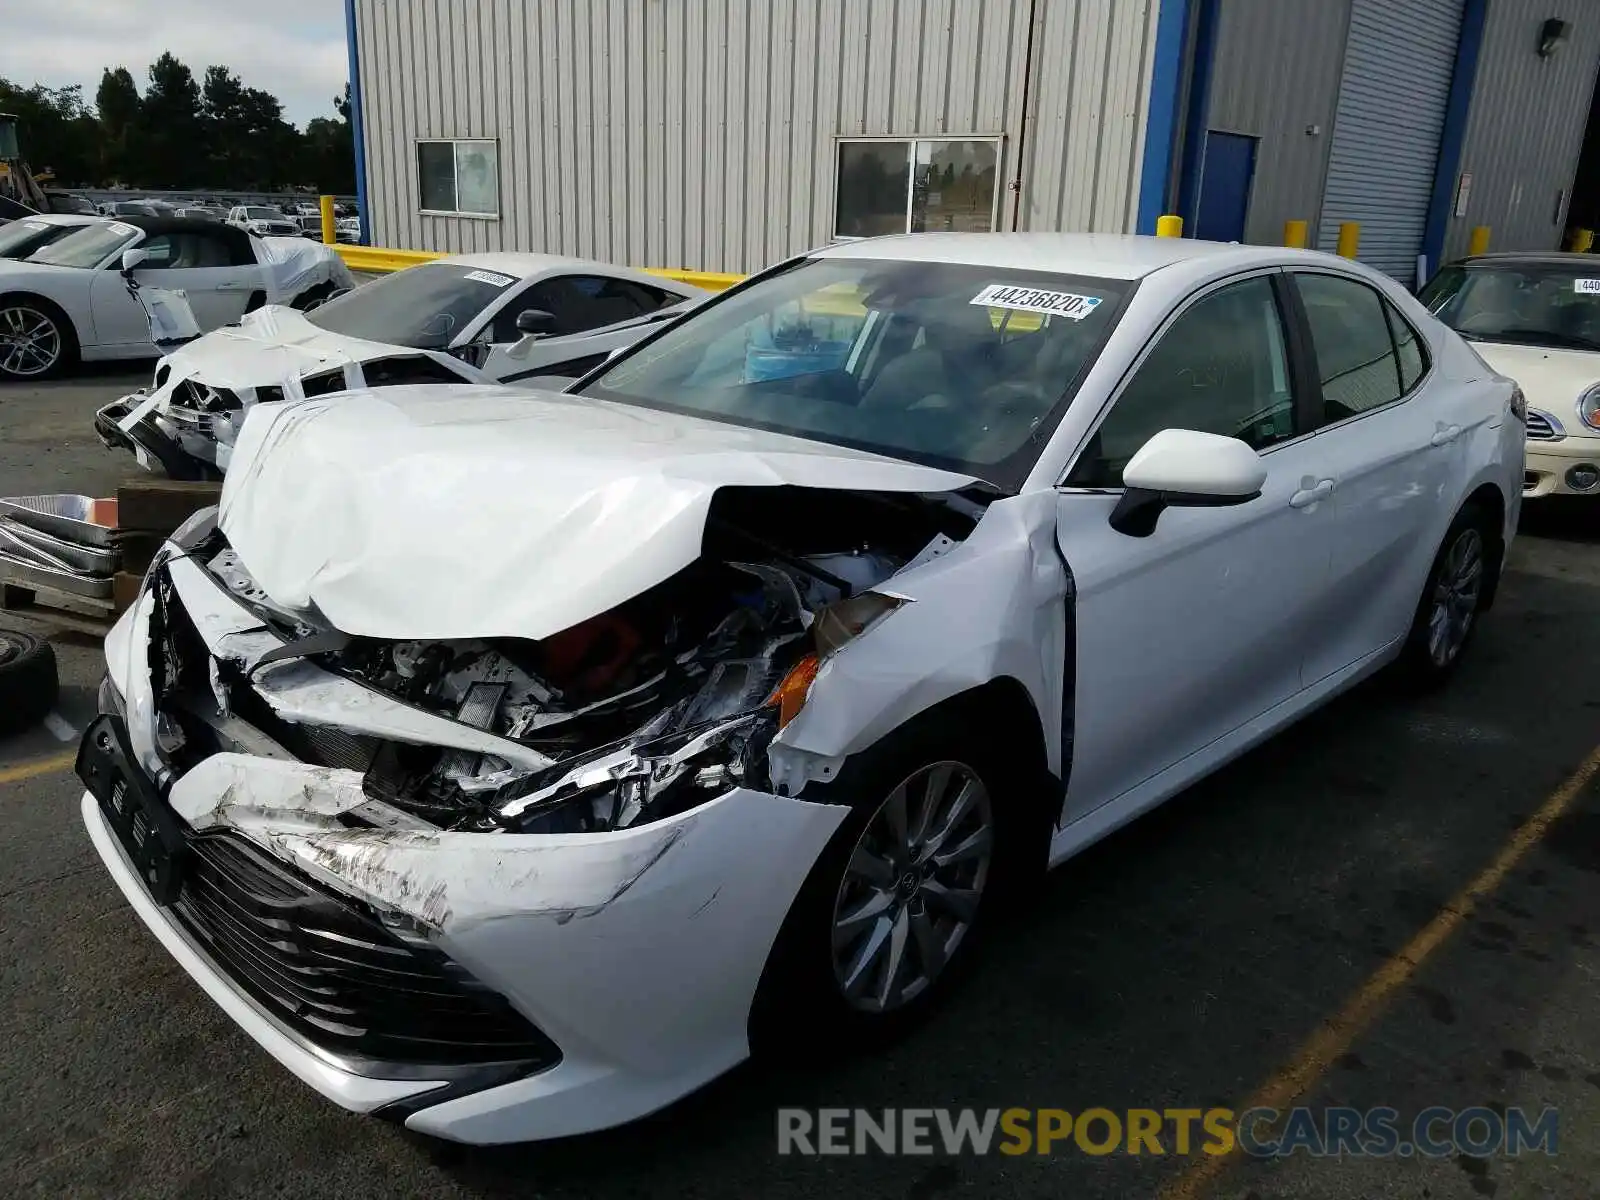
[1160,740,1600,1200]
[0,750,77,786]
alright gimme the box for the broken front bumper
[79,550,848,1143]
[94,396,222,481]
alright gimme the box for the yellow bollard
[1468,226,1491,256]
[1336,222,1360,258]
[1155,214,1184,238]
[320,194,337,245]
[1570,227,1595,253]
[1283,220,1308,249]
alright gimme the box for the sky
[2,0,349,129]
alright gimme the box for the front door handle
[1289,479,1335,509]
[1431,423,1462,446]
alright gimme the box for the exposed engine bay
[163,486,985,837]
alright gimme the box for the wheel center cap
[895,870,920,899]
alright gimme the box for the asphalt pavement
[1,375,1598,1199]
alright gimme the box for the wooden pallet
[0,579,120,638]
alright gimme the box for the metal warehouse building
[346,0,1600,282]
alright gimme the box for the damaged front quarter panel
[770,489,1070,791]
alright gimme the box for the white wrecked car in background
[0,215,352,381]
[94,253,707,478]
[78,234,1522,1144]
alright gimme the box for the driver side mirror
[515,308,557,337]
[120,247,150,275]
[1108,428,1266,537]
[505,308,558,360]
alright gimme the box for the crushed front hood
[219,385,977,641]
[164,306,462,389]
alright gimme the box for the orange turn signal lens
[769,653,820,728]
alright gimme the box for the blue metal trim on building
[343,0,371,245]
[1175,0,1219,225]
[1422,0,1488,279]
[1136,0,1196,234]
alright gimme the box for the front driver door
[89,232,261,351]
[1054,272,1337,821]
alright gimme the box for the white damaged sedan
[78,234,1523,1144]
[96,254,706,478]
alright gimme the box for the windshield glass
[1421,263,1600,352]
[26,221,139,269]
[0,219,73,260]
[243,207,282,220]
[577,256,1130,486]
[306,262,518,348]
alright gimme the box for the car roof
[810,232,1327,280]
[438,251,703,293]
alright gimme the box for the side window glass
[1296,273,1404,422]
[1069,276,1296,488]
[565,275,653,329]
[1385,300,1428,392]
[137,235,176,268]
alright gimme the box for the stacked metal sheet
[0,495,118,599]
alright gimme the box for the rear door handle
[1431,423,1462,446]
[1289,479,1335,509]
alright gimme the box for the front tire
[0,298,77,381]
[1398,504,1496,686]
[751,708,1032,1052]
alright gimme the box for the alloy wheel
[1427,527,1484,667]
[0,305,62,378]
[831,760,995,1014]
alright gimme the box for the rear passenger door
[1287,270,1447,684]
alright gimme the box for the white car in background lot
[78,234,1522,1144]
[95,253,707,477]
[226,205,302,238]
[0,213,100,260]
[1422,252,1600,497]
[0,216,353,382]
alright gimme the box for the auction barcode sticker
[1574,279,1600,294]
[109,221,136,237]
[464,269,515,287]
[971,284,1103,320]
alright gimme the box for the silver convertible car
[79,233,1523,1144]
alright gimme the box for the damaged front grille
[169,830,561,1070]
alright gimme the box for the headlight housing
[1579,384,1600,430]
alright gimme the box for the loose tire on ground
[0,630,60,735]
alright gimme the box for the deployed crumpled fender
[771,489,1070,791]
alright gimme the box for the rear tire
[0,631,60,735]
[1396,503,1496,687]
[750,707,1034,1055]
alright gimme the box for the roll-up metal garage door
[1316,0,1465,281]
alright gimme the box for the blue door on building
[1194,132,1258,242]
